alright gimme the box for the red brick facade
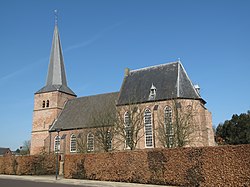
[30,91,75,155]
[42,98,215,157]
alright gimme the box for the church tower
[30,22,76,155]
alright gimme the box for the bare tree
[20,140,31,155]
[92,95,119,152]
[77,96,117,153]
[115,104,145,150]
[90,102,117,152]
[76,95,150,152]
[95,126,114,152]
[157,99,201,148]
[92,101,146,151]
[77,127,115,153]
[77,131,88,153]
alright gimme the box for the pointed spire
[36,17,76,96]
[46,24,67,86]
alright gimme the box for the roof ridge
[69,91,119,101]
[130,61,179,73]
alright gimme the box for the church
[30,23,215,155]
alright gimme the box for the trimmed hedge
[0,153,56,175]
[0,145,249,186]
[64,145,250,186]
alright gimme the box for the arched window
[165,106,173,134]
[87,133,94,152]
[42,100,45,108]
[54,135,61,152]
[144,108,153,148]
[70,134,77,153]
[164,106,173,147]
[124,111,132,148]
[46,100,50,107]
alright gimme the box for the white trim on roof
[130,61,178,73]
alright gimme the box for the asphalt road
[0,179,92,187]
[0,175,173,187]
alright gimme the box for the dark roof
[50,92,119,131]
[117,61,203,105]
[0,147,11,155]
[36,85,76,96]
[36,25,76,96]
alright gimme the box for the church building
[30,23,215,155]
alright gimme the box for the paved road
[0,175,174,187]
[0,179,92,187]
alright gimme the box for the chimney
[194,84,200,94]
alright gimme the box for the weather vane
[54,9,58,25]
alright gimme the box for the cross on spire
[54,9,58,25]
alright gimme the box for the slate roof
[117,61,203,105]
[36,25,76,96]
[0,147,11,155]
[36,85,76,96]
[50,92,119,131]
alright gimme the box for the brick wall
[116,99,215,151]
[0,154,56,175]
[31,91,76,155]
[64,145,250,186]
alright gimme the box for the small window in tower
[46,100,49,108]
[42,101,45,108]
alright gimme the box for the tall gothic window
[70,134,77,153]
[144,108,153,148]
[124,111,132,149]
[54,135,61,152]
[87,133,94,152]
[164,106,174,147]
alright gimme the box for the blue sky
[0,0,249,150]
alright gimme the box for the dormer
[148,83,157,100]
